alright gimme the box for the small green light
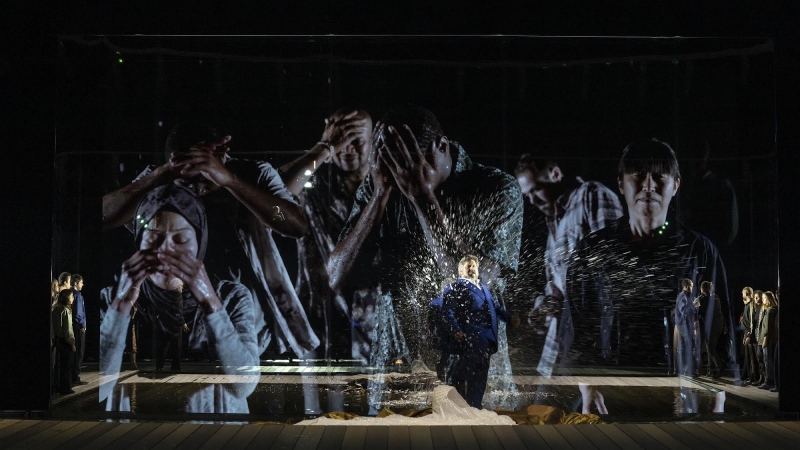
[665,221,669,226]
[118,58,124,63]
[140,219,144,223]
[144,224,148,228]
[658,230,663,235]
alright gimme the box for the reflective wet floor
[51,370,777,424]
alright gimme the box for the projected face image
[332,128,371,173]
[140,211,198,290]
[459,258,479,280]
[619,171,679,222]
[516,167,560,216]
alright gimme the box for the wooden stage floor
[2,418,800,449]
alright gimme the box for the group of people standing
[740,287,780,391]
[50,272,87,395]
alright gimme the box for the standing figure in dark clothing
[697,281,726,378]
[757,291,778,390]
[750,290,764,385]
[739,287,756,384]
[562,139,738,382]
[52,289,76,395]
[102,123,317,360]
[674,279,698,376]
[71,274,88,385]
[329,106,523,411]
[442,255,514,409]
[428,291,457,383]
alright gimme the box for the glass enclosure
[51,36,779,423]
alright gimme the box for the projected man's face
[331,113,372,174]
[140,211,199,290]
[516,167,561,216]
[619,171,679,224]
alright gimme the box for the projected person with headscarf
[100,184,259,413]
[103,123,318,361]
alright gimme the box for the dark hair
[71,274,83,286]
[58,272,71,285]
[380,105,444,153]
[618,139,681,180]
[515,154,558,176]
[681,278,693,290]
[700,281,713,293]
[57,288,73,305]
[164,122,222,160]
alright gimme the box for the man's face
[742,290,751,303]
[459,259,480,280]
[75,280,84,291]
[516,167,560,216]
[685,282,693,293]
[331,114,372,174]
[619,171,679,223]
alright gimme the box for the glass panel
[51,35,779,422]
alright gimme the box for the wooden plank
[104,422,161,449]
[176,424,222,450]
[613,424,668,450]
[450,426,480,450]
[429,425,456,450]
[152,423,201,450]
[317,426,348,450]
[409,426,434,450]
[7,420,80,448]
[1,420,60,447]
[693,423,749,450]
[127,423,182,449]
[387,425,411,450]
[364,426,389,450]
[490,426,528,450]
[198,425,244,450]
[574,424,621,450]
[293,425,326,450]
[653,424,711,450]
[0,420,42,440]
[0,420,22,431]
[32,421,99,449]
[221,424,262,449]
[244,425,284,450]
[270,425,305,450]
[555,425,599,449]
[673,424,729,450]
[59,422,120,448]
[774,421,800,434]
[81,422,141,449]
[595,425,645,450]
[341,425,368,450]
[533,425,574,449]
[471,426,503,450]
[512,426,555,449]
[757,422,800,441]
[634,424,691,450]
[729,422,795,448]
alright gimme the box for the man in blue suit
[443,255,515,408]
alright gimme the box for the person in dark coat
[442,255,516,409]
[674,279,698,376]
[697,281,726,378]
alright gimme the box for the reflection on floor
[50,364,779,424]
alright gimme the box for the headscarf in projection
[133,184,209,336]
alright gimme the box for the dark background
[3,1,798,416]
